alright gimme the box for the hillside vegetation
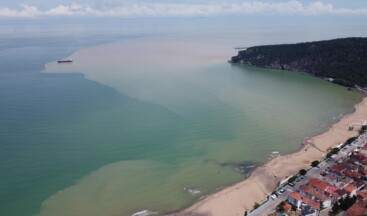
[231,38,367,87]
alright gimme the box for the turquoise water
[0,18,366,216]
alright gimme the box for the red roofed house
[361,158,367,165]
[355,180,365,191]
[325,186,338,198]
[283,203,292,213]
[307,178,334,196]
[360,168,367,176]
[329,170,343,180]
[332,164,347,173]
[287,191,321,212]
[299,185,332,208]
[357,191,367,200]
[345,200,367,216]
[344,160,359,171]
[344,170,362,179]
[344,184,358,197]
[350,152,367,164]
[333,189,348,203]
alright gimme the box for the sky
[0,0,367,18]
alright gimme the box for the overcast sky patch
[0,1,367,18]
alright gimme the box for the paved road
[250,132,367,216]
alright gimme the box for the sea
[0,17,366,216]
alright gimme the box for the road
[250,132,367,216]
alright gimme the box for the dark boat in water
[57,59,73,63]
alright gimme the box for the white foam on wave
[184,187,202,195]
[131,210,157,216]
[269,151,280,159]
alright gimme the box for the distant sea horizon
[0,17,366,216]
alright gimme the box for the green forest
[231,38,367,87]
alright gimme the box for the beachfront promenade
[250,132,367,216]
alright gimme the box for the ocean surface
[0,17,366,216]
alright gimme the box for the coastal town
[172,98,367,216]
[249,126,367,216]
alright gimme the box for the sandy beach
[170,96,367,216]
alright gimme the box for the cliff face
[231,38,367,87]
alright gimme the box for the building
[329,170,343,180]
[350,152,367,164]
[299,185,331,208]
[283,203,292,213]
[334,189,348,201]
[344,184,358,197]
[360,168,367,176]
[345,200,367,216]
[307,178,336,197]
[357,191,367,200]
[287,191,320,213]
[355,180,365,191]
[301,205,318,216]
[344,170,362,179]
[331,164,347,173]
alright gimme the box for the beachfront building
[287,191,320,215]
[299,185,331,208]
[349,152,367,165]
[279,133,367,216]
[307,178,337,197]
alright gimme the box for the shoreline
[169,96,367,216]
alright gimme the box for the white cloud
[0,4,41,17]
[0,0,367,18]
[45,3,85,16]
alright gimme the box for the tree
[288,175,298,183]
[360,125,367,134]
[230,38,367,88]
[277,201,286,212]
[346,136,358,145]
[299,169,307,175]
[253,202,260,209]
[339,196,357,211]
[327,148,340,158]
[331,201,340,214]
[311,160,320,167]
[330,148,340,154]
